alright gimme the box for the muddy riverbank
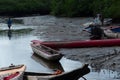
[1,15,120,80]
[18,15,120,73]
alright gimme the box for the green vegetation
[0,0,119,20]
[0,0,51,16]
[51,0,93,17]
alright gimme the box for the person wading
[7,18,12,29]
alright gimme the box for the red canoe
[31,39,120,48]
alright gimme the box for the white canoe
[104,29,120,38]
[0,64,26,80]
[83,22,94,27]
[31,43,63,61]
[83,19,112,27]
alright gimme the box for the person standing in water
[93,14,102,25]
[99,14,104,26]
[7,18,12,29]
[93,13,104,26]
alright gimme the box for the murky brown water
[0,15,120,80]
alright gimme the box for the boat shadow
[31,53,64,72]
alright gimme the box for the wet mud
[15,15,120,72]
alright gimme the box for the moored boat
[104,29,120,38]
[105,25,120,33]
[25,64,90,80]
[30,42,63,61]
[83,22,94,27]
[83,18,112,27]
[31,39,120,48]
[0,64,26,80]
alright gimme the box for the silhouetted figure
[8,29,12,40]
[99,14,104,26]
[7,18,12,29]
[90,25,104,40]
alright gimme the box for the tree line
[0,0,51,16]
[0,0,119,20]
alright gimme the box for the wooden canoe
[83,19,112,27]
[25,64,90,80]
[30,43,63,61]
[83,22,94,27]
[31,39,120,48]
[105,25,120,33]
[0,64,26,80]
[104,29,120,38]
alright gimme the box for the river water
[0,16,120,80]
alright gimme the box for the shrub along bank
[0,0,51,16]
[0,0,119,21]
